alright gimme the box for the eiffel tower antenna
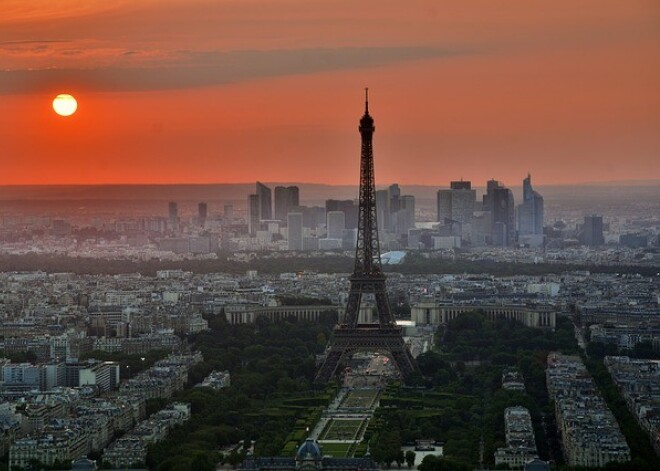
[315,91,419,383]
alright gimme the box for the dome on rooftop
[296,439,322,461]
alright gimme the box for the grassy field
[319,418,365,441]
[340,389,379,409]
[318,442,353,457]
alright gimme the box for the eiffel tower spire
[315,91,419,383]
[354,87,382,277]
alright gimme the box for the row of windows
[227,309,324,324]
[417,307,555,328]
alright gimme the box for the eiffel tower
[315,90,419,383]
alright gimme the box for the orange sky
[1,0,659,186]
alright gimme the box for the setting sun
[52,93,77,117]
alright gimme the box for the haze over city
[1,0,659,186]
[0,3,659,471]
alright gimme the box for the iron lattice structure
[315,90,419,383]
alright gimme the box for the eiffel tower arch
[315,90,419,384]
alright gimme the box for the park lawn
[340,389,379,409]
[318,442,353,457]
[319,419,365,440]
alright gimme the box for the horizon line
[0,179,659,188]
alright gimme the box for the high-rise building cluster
[240,175,604,252]
[435,175,545,249]
[247,182,317,248]
[235,177,642,255]
[244,181,418,252]
[149,174,647,255]
[375,184,416,241]
[6,177,649,259]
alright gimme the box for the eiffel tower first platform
[315,90,419,384]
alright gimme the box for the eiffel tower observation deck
[315,90,419,384]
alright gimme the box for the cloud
[0,39,70,45]
[0,38,178,70]
[0,46,464,95]
[0,0,128,25]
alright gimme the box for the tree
[405,450,416,468]
[418,455,470,471]
[375,430,403,467]
[370,440,386,465]
[319,310,339,326]
[395,449,405,468]
[190,453,215,471]
[227,449,242,469]
[586,341,618,359]
[145,317,333,468]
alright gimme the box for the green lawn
[340,389,379,409]
[319,418,365,440]
[318,442,353,457]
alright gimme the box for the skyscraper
[397,194,416,236]
[493,188,515,247]
[374,184,415,236]
[247,194,260,235]
[388,184,401,230]
[326,211,346,239]
[517,174,544,245]
[583,215,604,246]
[449,181,476,226]
[437,190,452,223]
[256,181,272,220]
[274,185,300,222]
[168,201,178,230]
[450,180,471,190]
[325,199,358,230]
[287,213,303,250]
[388,183,401,200]
[437,180,476,240]
[198,202,208,227]
[484,180,515,246]
[375,189,390,232]
[298,206,325,230]
[168,201,178,221]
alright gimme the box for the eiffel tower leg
[314,347,345,383]
[344,290,362,326]
[373,281,391,327]
[315,327,419,384]
[391,348,418,380]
